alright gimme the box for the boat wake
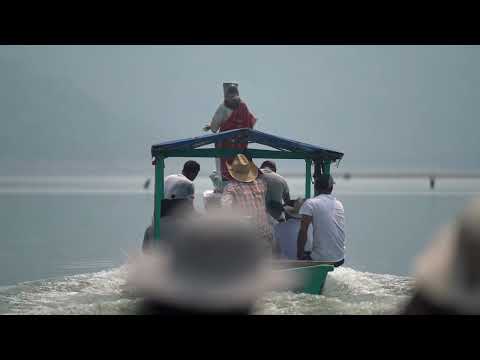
[0,266,414,315]
[256,267,415,315]
[0,266,135,315]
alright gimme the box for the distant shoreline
[2,172,480,179]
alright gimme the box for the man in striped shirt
[221,154,274,253]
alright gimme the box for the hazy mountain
[1,46,479,175]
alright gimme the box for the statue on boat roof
[203,82,258,187]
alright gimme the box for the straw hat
[226,154,259,183]
[127,213,300,311]
[413,197,480,313]
[284,198,306,220]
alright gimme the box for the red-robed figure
[204,83,257,181]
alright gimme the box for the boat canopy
[151,128,344,162]
[150,128,344,242]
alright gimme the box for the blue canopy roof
[151,128,344,161]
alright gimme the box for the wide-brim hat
[226,154,258,183]
[284,198,306,219]
[413,197,480,313]
[126,213,300,311]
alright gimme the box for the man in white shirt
[164,160,200,200]
[274,198,313,260]
[297,174,345,266]
[143,161,200,252]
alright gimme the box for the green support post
[313,160,320,197]
[153,156,165,244]
[305,159,312,198]
[322,160,331,175]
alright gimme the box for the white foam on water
[0,266,139,315]
[0,266,414,315]
[256,267,415,315]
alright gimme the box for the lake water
[1,175,479,314]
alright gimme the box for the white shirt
[299,194,345,262]
[274,218,313,260]
[164,174,195,200]
[210,103,233,133]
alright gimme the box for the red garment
[217,101,257,180]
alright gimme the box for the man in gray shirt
[259,160,291,222]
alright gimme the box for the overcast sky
[1,45,479,175]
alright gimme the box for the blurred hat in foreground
[413,197,480,313]
[127,212,300,312]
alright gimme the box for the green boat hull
[273,261,334,295]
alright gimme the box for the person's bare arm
[204,105,224,132]
[297,215,312,260]
[282,181,291,204]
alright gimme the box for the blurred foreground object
[142,198,197,252]
[128,212,299,315]
[402,198,480,314]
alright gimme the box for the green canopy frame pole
[153,156,165,243]
[305,159,312,198]
[322,160,331,175]
[313,160,320,197]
